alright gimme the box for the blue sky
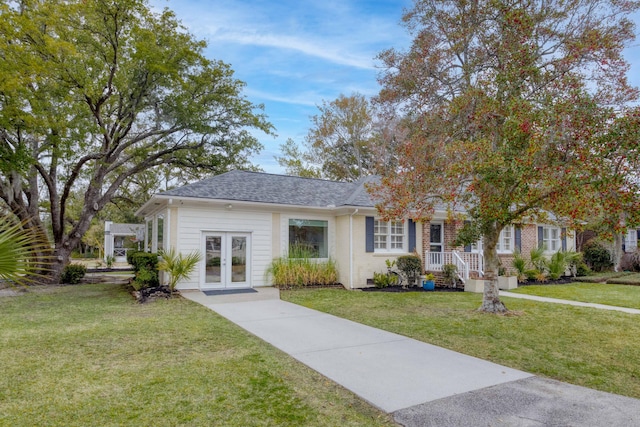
[151,0,640,174]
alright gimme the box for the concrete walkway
[182,288,640,425]
[500,290,640,314]
[182,289,531,413]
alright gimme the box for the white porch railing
[425,250,484,283]
[113,248,129,258]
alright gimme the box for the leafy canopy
[0,0,273,281]
[372,0,640,311]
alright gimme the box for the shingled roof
[160,170,378,208]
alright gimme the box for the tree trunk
[611,233,624,272]
[49,245,74,284]
[479,224,509,314]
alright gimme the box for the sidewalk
[182,289,531,413]
[500,290,640,314]
[181,288,640,425]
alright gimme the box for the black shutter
[561,227,567,251]
[366,217,374,253]
[408,219,416,252]
[515,227,522,252]
[538,226,544,249]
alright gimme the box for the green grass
[282,288,640,399]
[510,282,640,309]
[607,273,640,285]
[0,284,394,427]
[577,271,634,283]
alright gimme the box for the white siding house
[136,170,422,290]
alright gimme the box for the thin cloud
[211,30,376,70]
[244,88,319,107]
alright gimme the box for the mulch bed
[362,285,463,293]
[517,277,577,286]
[132,285,177,303]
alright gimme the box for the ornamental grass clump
[267,245,338,289]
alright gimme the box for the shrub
[130,252,159,272]
[620,250,640,272]
[575,260,592,276]
[373,271,397,288]
[582,241,612,272]
[442,263,458,287]
[130,252,159,288]
[396,255,422,285]
[126,250,140,266]
[61,264,87,284]
[132,266,157,290]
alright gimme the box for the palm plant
[0,217,51,286]
[529,246,548,274]
[512,250,528,283]
[158,248,202,294]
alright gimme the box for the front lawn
[0,284,394,427]
[510,282,640,309]
[282,288,640,399]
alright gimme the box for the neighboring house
[103,221,145,262]
[136,170,576,290]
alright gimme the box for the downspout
[166,199,172,252]
[349,209,359,289]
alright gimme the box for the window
[498,227,512,252]
[625,229,638,252]
[374,219,405,252]
[156,214,164,252]
[542,226,561,251]
[289,219,328,258]
[471,227,513,253]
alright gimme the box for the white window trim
[542,226,562,253]
[284,216,331,260]
[374,219,407,253]
[471,226,514,254]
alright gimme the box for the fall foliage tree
[274,138,322,178]
[276,93,403,181]
[0,0,272,283]
[373,0,640,312]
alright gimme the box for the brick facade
[421,221,544,276]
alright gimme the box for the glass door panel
[231,236,247,283]
[205,235,222,285]
[430,223,443,252]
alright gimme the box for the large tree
[373,0,640,312]
[0,0,273,282]
[276,93,403,181]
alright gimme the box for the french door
[202,232,251,289]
